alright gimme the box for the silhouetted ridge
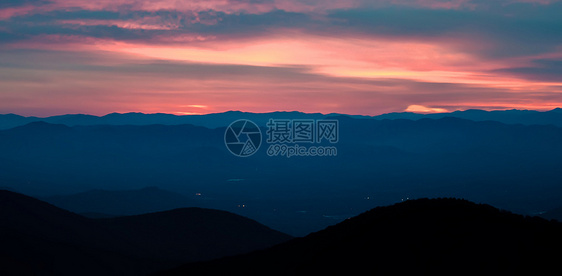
[11,121,72,131]
[539,206,562,222]
[43,186,196,216]
[159,198,562,276]
[0,189,89,233]
[99,207,292,262]
[0,190,291,276]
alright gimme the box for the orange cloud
[405,105,449,113]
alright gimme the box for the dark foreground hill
[0,190,291,276]
[42,186,197,216]
[158,198,562,276]
[539,206,562,222]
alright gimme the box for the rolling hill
[158,198,562,275]
[0,190,291,276]
[42,186,199,216]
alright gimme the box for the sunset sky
[1,0,561,116]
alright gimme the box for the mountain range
[3,108,562,130]
[0,111,332,130]
[3,109,562,274]
[3,114,562,236]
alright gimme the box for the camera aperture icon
[224,119,262,157]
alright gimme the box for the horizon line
[2,107,562,119]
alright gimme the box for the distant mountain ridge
[0,111,333,130]
[2,108,562,130]
[376,108,562,125]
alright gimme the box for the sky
[0,0,561,116]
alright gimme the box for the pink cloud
[0,5,37,20]
[2,26,561,116]
[1,0,561,116]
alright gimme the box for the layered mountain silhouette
[3,110,562,275]
[3,115,562,236]
[3,108,562,130]
[0,190,291,276]
[376,108,562,126]
[0,111,331,130]
[158,198,562,276]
